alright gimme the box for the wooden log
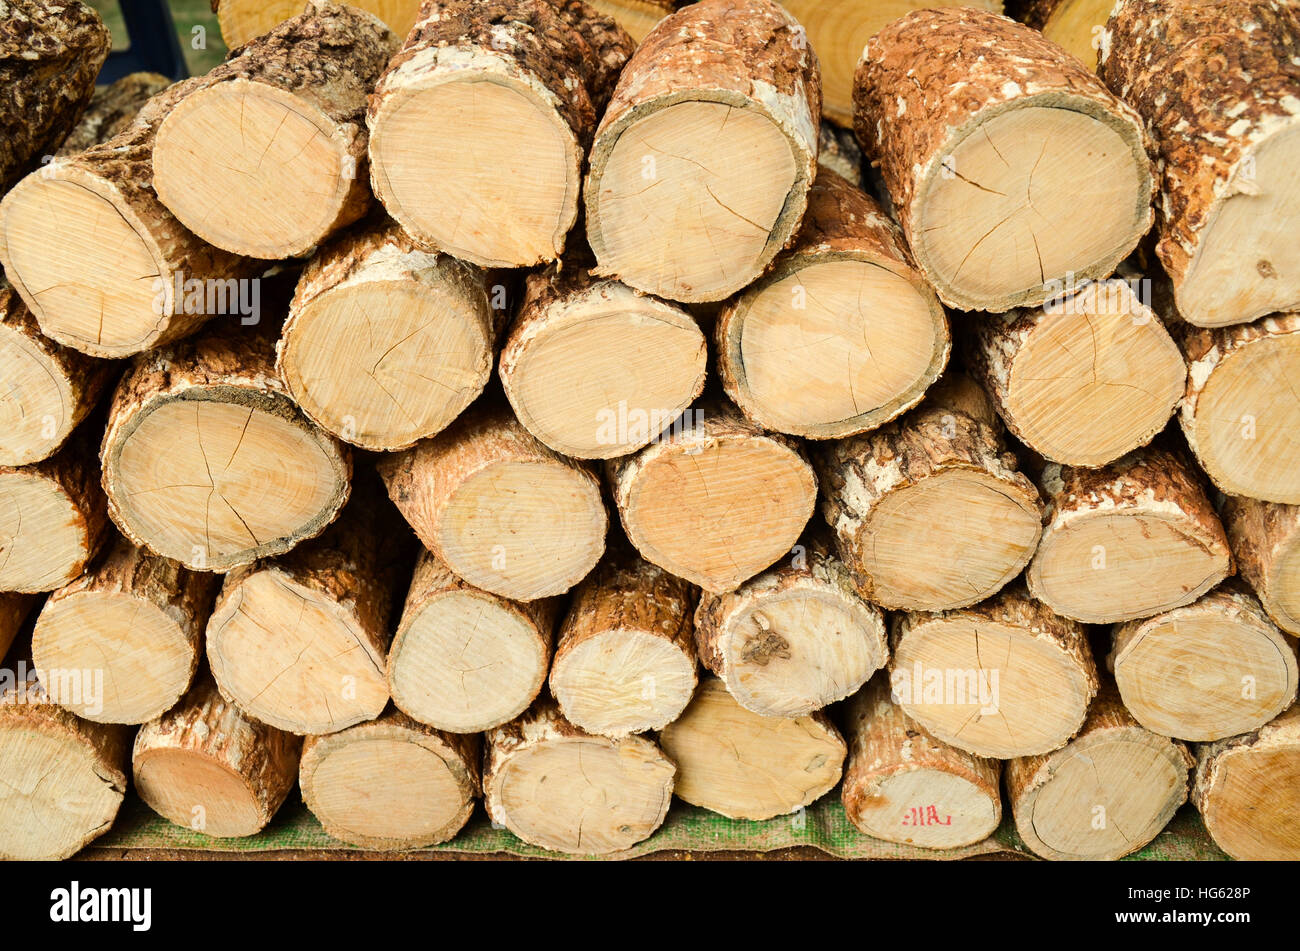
[153,6,398,259]
[0,592,38,662]
[964,277,1185,467]
[890,585,1099,758]
[0,677,130,860]
[816,373,1042,611]
[0,0,110,192]
[1006,0,1111,71]
[55,72,172,157]
[1176,313,1300,504]
[299,708,481,849]
[586,0,676,42]
[1222,494,1300,635]
[1006,685,1193,860]
[1193,706,1300,860]
[278,217,499,451]
[499,265,707,458]
[0,427,109,593]
[840,677,1001,849]
[388,547,560,733]
[658,676,846,820]
[715,168,950,440]
[379,404,607,600]
[1110,584,1298,742]
[1099,0,1300,327]
[1025,447,1234,623]
[483,694,676,854]
[853,7,1153,312]
[212,0,423,50]
[548,549,697,737]
[0,79,261,358]
[585,0,821,302]
[693,533,887,718]
[608,398,816,593]
[368,0,633,268]
[101,321,351,572]
[816,121,864,188]
[32,536,219,724]
[132,675,302,837]
[0,282,115,467]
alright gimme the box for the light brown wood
[1007,685,1193,860]
[0,592,38,662]
[608,398,817,593]
[299,708,481,850]
[585,0,822,302]
[1026,447,1234,623]
[715,168,950,439]
[1007,0,1112,71]
[549,549,697,737]
[388,547,560,734]
[841,677,1001,849]
[1110,584,1298,742]
[378,404,607,600]
[854,7,1153,312]
[816,373,1042,611]
[1193,705,1300,860]
[133,675,302,838]
[483,694,676,854]
[1222,494,1300,635]
[32,535,219,724]
[0,677,130,860]
[212,0,423,49]
[658,676,846,820]
[368,0,633,268]
[586,0,676,42]
[55,72,172,157]
[890,586,1099,759]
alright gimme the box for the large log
[368,0,633,268]
[211,0,423,49]
[715,168,950,440]
[483,694,676,854]
[853,7,1153,312]
[816,373,1042,611]
[55,72,172,158]
[1025,447,1234,623]
[1222,494,1300,635]
[1006,0,1111,71]
[585,0,822,302]
[1098,0,1300,327]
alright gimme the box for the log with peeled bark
[1025,447,1234,623]
[0,283,115,467]
[1222,494,1300,635]
[1006,685,1193,860]
[32,536,219,724]
[211,0,422,49]
[153,6,398,259]
[1110,584,1298,743]
[0,0,109,192]
[0,426,109,593]
[1193,706,1300,860]
[368,0,633,269]
[889,585,1099,759]
[0,678,130,860]
[657,676,846,820]
[0,78,262,358]
[378,404,607,600]
[1006,0,1111,71]
[388,548,560,733]
[964,277,1185,468]
[816,373,1042,611]
[715,168,950,440]
[852,7,1153,312]
[0,592,38,661]
[586,0,676,42]
[55,72,172,158]
[132,675,302,838]
[101,320,351,572]
[299,709,480,850]
[693,532,886,718]
[1099,0,1300,327]
[1176,312,1300,504]
[608,399,816,593]
[585,0,821,302]
[278,217,500,451]
[840,677,1001,849]
[499,264,707,459]
[483,694,676,854]
[548,549,697,737]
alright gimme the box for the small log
[56,72,172,157]
[1006,0,1111,70]
[1222,494,1300,635]
[212,0,423,50]
[586,0,676,42]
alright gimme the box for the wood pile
[1,0,1299,863]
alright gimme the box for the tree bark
[586,0,677,43]
[56,72,172,157]
[1222,494,1300,635]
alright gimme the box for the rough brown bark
[586,0,678,42]
[817,121,864,188]
[1222,494,1300,635]
[56,72,172,157]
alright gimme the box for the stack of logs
[1,0,1299,862]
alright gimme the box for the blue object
[98,0,189,83]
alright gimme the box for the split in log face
[212,0,423,49]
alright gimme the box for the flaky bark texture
[55,72,172,157]
[0,591,38,662]
[817,121,864,188]
[0,0,109,192]
[1223,494,1300,635]
[587,0,678,43]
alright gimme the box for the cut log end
[0,469,96,593]
[1033,0,1111,71]
[550,630,696,735]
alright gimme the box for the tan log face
[1203,747,1300,860]
[217,0,422,48]
[550,630,696,736]
[134,751,264,838]
[850,769,1000,849]
[0,471,89,592]
[1040,0,1113,70]
[0,324,78,466]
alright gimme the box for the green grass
[88,0,228,77]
